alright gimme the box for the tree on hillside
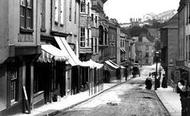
[127,26,148,37]
[143,19,164,28]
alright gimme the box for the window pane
[26,18,32,29]
[20,0,33,30]
[26,9,32,28]
[20,6,25,28]
[20,6,25,16]
[20,16,25,28]
[8,66,18,103]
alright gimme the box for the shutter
[55,0,59,22]
[60,0,64,25]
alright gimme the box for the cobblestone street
[55,77,170,116]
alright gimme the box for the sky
[104,0,180,23]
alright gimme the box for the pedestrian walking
[177,78,188,116]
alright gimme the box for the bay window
[80,27,85,47]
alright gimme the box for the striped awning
[37,44,68,63]
[55,36,82,66]
[105,60,120,69]
[120,48,126,53]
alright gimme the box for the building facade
[160,14,178,86]
[135,35,154,65]
[79,0,93,61]
[176,0,190,87]
[0,0,41,115]
[120,30,127,63]
[91,0,109,63]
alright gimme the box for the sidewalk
[13,77,128,116]
[156,86,181,116]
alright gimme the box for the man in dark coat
[177,78,188,116]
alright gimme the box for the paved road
[55,77,170,116]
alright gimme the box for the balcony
[80,47,93,54]
[99,44,109,48]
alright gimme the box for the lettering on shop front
[18,34,34,42]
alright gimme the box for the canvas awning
[37,44,68,63]
[120,48,126,53]
[82,59,104,69]
[120,65,126,69]
[55,36,83,66]
[105,60,120,69]
[109,60,120,68]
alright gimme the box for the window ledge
[20,28,34,34]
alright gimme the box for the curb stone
[154,90,171,116]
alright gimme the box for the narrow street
[54,65,169,116]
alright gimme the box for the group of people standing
[145,71,190,116]
[145,69,164,90]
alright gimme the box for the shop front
[82,59,104,95]
[104,60,120,82]
[54,36,90,95]
[34,44,67,108]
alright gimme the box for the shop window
[34,64,43,94]
[8,66,18,105]
[20,0,33,33]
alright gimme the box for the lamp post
[155,51,159,90]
